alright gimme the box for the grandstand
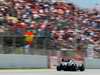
[0,0,99,68]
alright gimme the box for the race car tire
[79,64,85,71]
[57,66,62,71]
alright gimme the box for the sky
[65,0,100,9]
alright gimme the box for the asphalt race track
[0,69,99,75]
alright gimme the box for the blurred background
[0,0,99,69]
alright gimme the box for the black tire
[57,66,61,71]
[79,64,85,71]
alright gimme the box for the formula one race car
[56,59,85,71]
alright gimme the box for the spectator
[0,0,99,51]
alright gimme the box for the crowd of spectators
[0,0,99,51]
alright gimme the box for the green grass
[0,68,48,70]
